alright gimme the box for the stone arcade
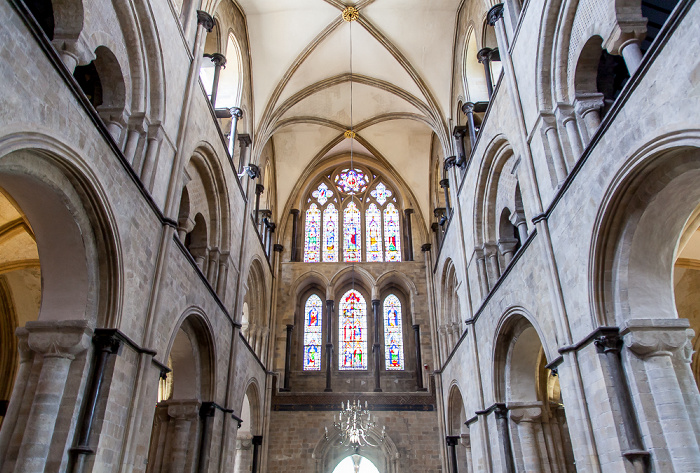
[0,0,698,472]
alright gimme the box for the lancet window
[339,289,367,370]
[383,294,404,370]
[303,166,402,263]
[303,294,323,371]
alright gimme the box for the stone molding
[166,399,202,420]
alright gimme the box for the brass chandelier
[325,400,386,450]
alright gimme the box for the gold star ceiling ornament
[342,6,359,22]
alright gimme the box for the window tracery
[302,167,402,263]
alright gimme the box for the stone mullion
[0,328,30,468]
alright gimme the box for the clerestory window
[303,167,402,263]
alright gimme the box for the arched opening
[185,213,208,272]
[73,46,127,142]
[447,386,470,472]
[216,33,243,109]
[25,0,55,40]
[463,28,489,103]
[332,455,380,473]
[0,188,40,427]
[147,315,214,473]
[496,316,575,473]
[234,383,260,473]
[675,212,700,387]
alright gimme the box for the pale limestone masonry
[0,0,698,472]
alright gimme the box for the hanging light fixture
[325,399,386,451]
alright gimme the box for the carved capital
[604,20,647,56]
[477,47,493,63]
[621,319,691,358]
[196,10,215,32]
[594,334,622,355]
[439,178,450,189]
[446,435,460,447]
[167,400,202,420]
[509,406,543,424]
[461,102,475,115]
[207,52,226,68]
[421,243,432,252]
[230,106,243,118]
[574,93,605,117]
[487,4,505,26]
[26,320,92,359]
[444,156,457,169]
[238,134,252,147]
[273,244,284,252]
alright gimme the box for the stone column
[290,209,300,262]
[453,126,468,168]
[556,105,584,158]
[620,40,644,75]
[441,179,452,220]
[404,209,414,261]
[254,184,264,225]
[483,243,501,289]
[510,211,528,244]
[140,123,164,190]
[325,299,334,392]
[206,248,220,285]
[266,222,276,259]
[494,403,516,473]
[372,299,382,392]
[0,328,31,466]
[431,222,441,250]
[216,252,229,295]
[477,47,495,98]
[413,324,425,391]
[462,103,477,151]
[509,406,546,473]
[166,400,201,473]
[461,433,473,473]
[498,238,519,266]
[70,331,122,473]
[541,114,568,185]
[251,435,263,473]
[228,107,243,157]
[594,332,649,473]
[14,321,92,473]
[123,113,147,166]
[574,93,604,144]
[446,436,460,473]
[197,402,216,473]
[474,248,489,298]
[205,53,226,108]
[237,134,252,174]
[621,319,700,472]
[282,324,293,392]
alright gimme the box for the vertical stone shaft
[372,299,382,392]
[325,299,334,392]
[413,324,425,391]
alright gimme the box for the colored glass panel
[323,204,339,262]
[335,169,368,194]
[370,182,392,205]
[365,203,383,262]
[303,294,323,371]
[339,289,367,370]
[343,201,361,262]
[384,203,402,262]
[312,182,333,205]
[304,203,321,262]
[384,294,404,370]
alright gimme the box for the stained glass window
[313,182,333,205]
[303,294,323,371]
[370,182,392,205]
[335,169,368,194]
[343,201,361,262]
[384,203,401,262]
[323,204,339,262]
[304,203,321,262]
[366,204,383,262]
[384,294,404,370]
[339,289,367,370]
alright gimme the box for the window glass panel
[384,203,402,262]
[304,203,321,262]
[339,289,367,370]
[366,203,383,262]
[335,169,368,194]
[384,294,404,370]
[313,182,333,205]
[303,294,323,371]
[343,201,361,262]
[323,203,339,262]
[370,182,392,205]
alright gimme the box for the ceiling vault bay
[236,0,462,231]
